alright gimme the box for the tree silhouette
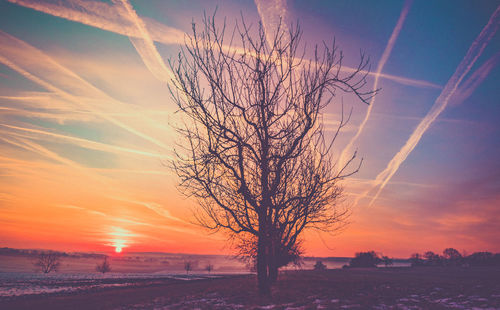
[410,253,425,267]
[184,261,193,275]
[205,263,214,274]
[169,13,374,295]
[349,251,381,268]
[424,251,442,266]
[34,252,61,273]
[96,257,111,273]
[443,248,462,266]
[314,260,327,271]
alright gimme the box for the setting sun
[115,247,122,253]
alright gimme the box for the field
[1,267,499,309]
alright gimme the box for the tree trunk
[257,230,270,295]
[268,239,278,284]
[269,262,278,284]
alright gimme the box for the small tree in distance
[184,261,193,275]
[443,248,462,266]
[314,261,327,271]
[96,257,111,274]
[169,12,374,295]
[205,263,214,274]
[34,252,61,274]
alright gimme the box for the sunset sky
[0,0,499,258]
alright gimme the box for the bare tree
[96,257,111,273]
[184,261,193,275]
[169,13,374,295]
[34,252,61,274]
[205,263,214,274]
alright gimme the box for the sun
[115,247,122,253]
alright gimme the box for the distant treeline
[335,249,500,269]
[410,248,500,267]
[0,247,106,259]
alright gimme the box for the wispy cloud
[338,0,412,170]
[7,0,185,45]
[113,0,176,84]
[450,51,500,106]
[56,204,107,217]
[9,0,441,91]
[254,0,289,46]
[0,31,171,151]
[1,135,110,185]
[108,196,187,224]
[0,124,165,159]
[364,5,500,206]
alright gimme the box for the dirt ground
[1,267,500,309]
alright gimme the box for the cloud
[254,0,289,46]
[450,51,500,106]
[364,5,500,206]
[7,0,185,45]
[112,0,176,84]
[9,0,441,91]
[0,124,165,159]
[56,204,107,217]
[337,0,413,170]
[0,30,171,151]
[108,196,187,224]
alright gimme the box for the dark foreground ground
[1,267,500,309]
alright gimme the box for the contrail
[365,5,500,206]
[0,92,173,121]
[450,51,500,107]
[0,31,171,150]
[338,0,413,170]
[1,135,110,185]
[0,124,164,158]
[113,0,176,83]
[7,0,185,45]
[8,0,441,90]
[254,0,289,46]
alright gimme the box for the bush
[349,251,381,268]
[313,261,327,271]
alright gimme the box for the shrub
[313,261,327,271]
[349,251,381,268]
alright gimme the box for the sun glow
[107,227,135,254]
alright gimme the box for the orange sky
[1,0,499,258]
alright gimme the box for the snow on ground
[0,272,227,297]
[116,290,500,310]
